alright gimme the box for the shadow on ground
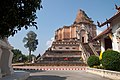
[24,69,46,73]
[27,75,67,80]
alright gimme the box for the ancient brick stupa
[38,9,100,65]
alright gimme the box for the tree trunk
[29,49,32,62]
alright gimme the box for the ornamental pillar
[0,47,2,78]
[0,38,14,77]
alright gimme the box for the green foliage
[87,55,100,67]
[12,49,28,63]
[12,49,22,63]
[0,0,42,38]
[102,50,120,71]
[23,31,38,61]
[21,54,28,62]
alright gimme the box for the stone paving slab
[1,71,30,80]
[26,70,111,80]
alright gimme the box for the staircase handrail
[80,43,90,62]
[89,43,99,56]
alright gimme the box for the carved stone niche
[0,38,14,78]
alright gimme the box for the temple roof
[98,5,120,27]
[74,9,93,24]
[93,27,111,40]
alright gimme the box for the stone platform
[1,71,30,80]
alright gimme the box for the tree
[87,55,100,67]
[102,50,120,71]
[12,49,23,63]
[23,31,38,62]
[0,0,42,38]
[21,54,28,62]
[12,49,28,63]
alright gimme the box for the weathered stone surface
[0,38,14,78]
[75,9,93,24]
[87,68,120,80]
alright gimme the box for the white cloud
[46,37,54,48]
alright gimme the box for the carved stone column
[1,48,11,76]
[5,38,14,74]
[0,47,2,78]
[0,38,14,76]
[8,49,14,74]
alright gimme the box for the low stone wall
[13,66,86,71]
[86,67,120,80]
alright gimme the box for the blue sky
[8,0,120,56]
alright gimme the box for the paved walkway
[1,71,29,80]
[13,66,111,80]
[26,70,110,80]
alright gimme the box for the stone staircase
[82,43,94,55]
[80,43,100,63]
[81,43,99,56]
